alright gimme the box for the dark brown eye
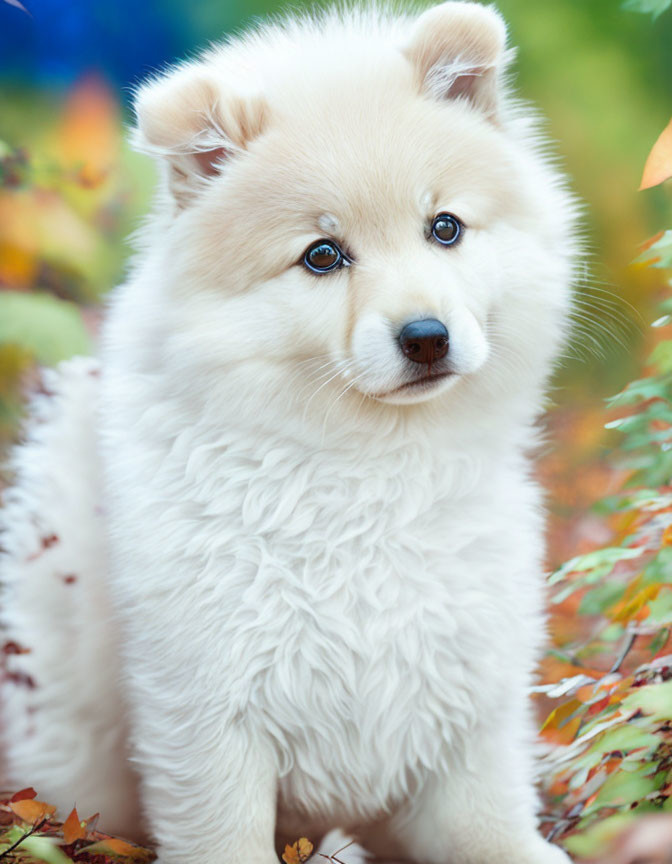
[431,213,462,246]
[303,240,344,274]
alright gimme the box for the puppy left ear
[404,2,509,119]
[132,62,268,207]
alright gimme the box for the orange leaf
[640,231,665,254]
[283,844,298,864]
[283,837,314,864]
[640,118,672,190]
[609,584,661,622]
[84,838,154,861]
[0,241,38,288]
[63,807,87,844]
[540,698,584,745]
[10,798,56,823]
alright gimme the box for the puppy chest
[238,573,506,818]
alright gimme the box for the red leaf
[9,788,37,803]
[588,694,610,716]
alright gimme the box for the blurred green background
[0,0,671,448]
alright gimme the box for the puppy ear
[405,2,508,119]
[132,64,268,206]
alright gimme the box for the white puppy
[1,4,578,863]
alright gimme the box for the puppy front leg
[133,709,279,864]
[388,724,571,864]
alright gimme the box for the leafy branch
[622,0,671,19]
[0,818,48,861]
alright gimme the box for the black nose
[399,319,449,365]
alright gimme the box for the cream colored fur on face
[1,4,578,863]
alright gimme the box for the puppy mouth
[373,371,453,400]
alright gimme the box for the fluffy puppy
[1,3,578,863]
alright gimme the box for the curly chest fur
[158,434,540,823]
[257,554,509,823]
[105,408,545,826]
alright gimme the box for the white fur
[2,4,578,864]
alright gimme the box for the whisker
[320,371,369,442]
[302,362,351,420]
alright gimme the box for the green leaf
[648,589,672,624]
[580,582,626,616]
[0,291,90,366]
[551,546,645,584]
[593,489,662,515]
[563,813,635,858]
[601,622,626,642]
[607,374,672,407]
[18,837,74,864]
[622,680,672,722]
[588,724,660,757]
[643,547,672,584]
[592,762,663,809]
[3,828,73,864]
[635,229,672,265]
[650,340,672,373]
[622,0,672,18]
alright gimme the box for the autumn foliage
[0,76,152,443]
[538,106,672,860]
[0,788,154,864]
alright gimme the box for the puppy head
[132,2,577,420]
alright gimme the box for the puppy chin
[360,371,461,405]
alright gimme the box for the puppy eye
[431,213,462,246]
[303,240,345,274]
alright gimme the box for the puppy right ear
[405,2,508,119]
[132,63,268,207]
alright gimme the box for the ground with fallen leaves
[0,788,153,864]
